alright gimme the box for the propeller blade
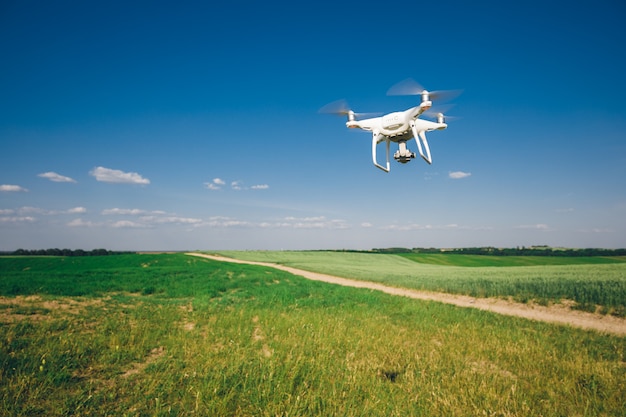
[424,111,459,122]
[386,78,425,96]
[318,99,381,119]
[428,89,464,102]
[387,78,463,102]
[318,99,351,115]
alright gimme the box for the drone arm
[372,132,390,172]
[411,122,432,164]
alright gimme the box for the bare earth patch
[122,346,166,378]
[187,253,626,336]
[0,295,104,323]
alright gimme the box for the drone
[320,78,461,172]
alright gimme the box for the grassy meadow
[217,251,626,315]
[0,253,625,416]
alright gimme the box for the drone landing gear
[411,121,433,164]
[371,131,432,171]
[372,132,390,172]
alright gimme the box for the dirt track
[186,253,626,336]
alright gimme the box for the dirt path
[187,253,626,336]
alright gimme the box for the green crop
[217,251,626,315]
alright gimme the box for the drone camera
[393,142,415,164]
[393,151,415,164]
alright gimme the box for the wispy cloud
[200,216,252,228]
[205,178,269,191]
[258,216,348,230]
[379,223,492,231]
[0,184,28,192]
[67,207,87,214]
[577,227,614,234]
[140,215,203,225]
[90,167,150,185]
[205,178,225,190]
[449,171,471,179]
[38,172,76,183]
[515,223,551,230]
[101,208,201,227]
[111,220,150,228]
[0,216,36,224]
[11,206,87,216]
[67,218,99,227]
[102,208,166,215]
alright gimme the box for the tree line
[371,246,626,256]
[2,248,135,257]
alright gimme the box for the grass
[0,253,625,416]
[216,251,626,315]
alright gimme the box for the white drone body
[322,79,457,172]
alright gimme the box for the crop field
[217,251,626,316]
[1,253,625,416]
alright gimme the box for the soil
[187,253,626,337]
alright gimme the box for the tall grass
[217,251,626,314]
[0,254,624,415]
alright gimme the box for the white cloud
[15,206,86,215]
[38,172,76,183]
[577,228,614,234]
[89,166,150,185]
[194,216,252,228]
[515,224,551,230]
[205,178,269,191]
[111,220,150,229]
[102,208,148,215]
[0,216,36,224]
[67,218,98,227]
[0,209,14,215]
[0,184,28,192]
[449,171,471,179]
[379,223,490,231]
[67,207,87,214]
[261,216,349,230]
[140,215,203,225]
[361,222,373,228]
[380,223,425,231]
[205,178,225,190]
[18,206,45,214]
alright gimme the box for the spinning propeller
[387,78,463,103]
[318,99,381,121]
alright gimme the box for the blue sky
[1,0,625,251]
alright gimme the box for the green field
[398,253,626,267]
[1,253,625,416]
[216,251,626,315]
